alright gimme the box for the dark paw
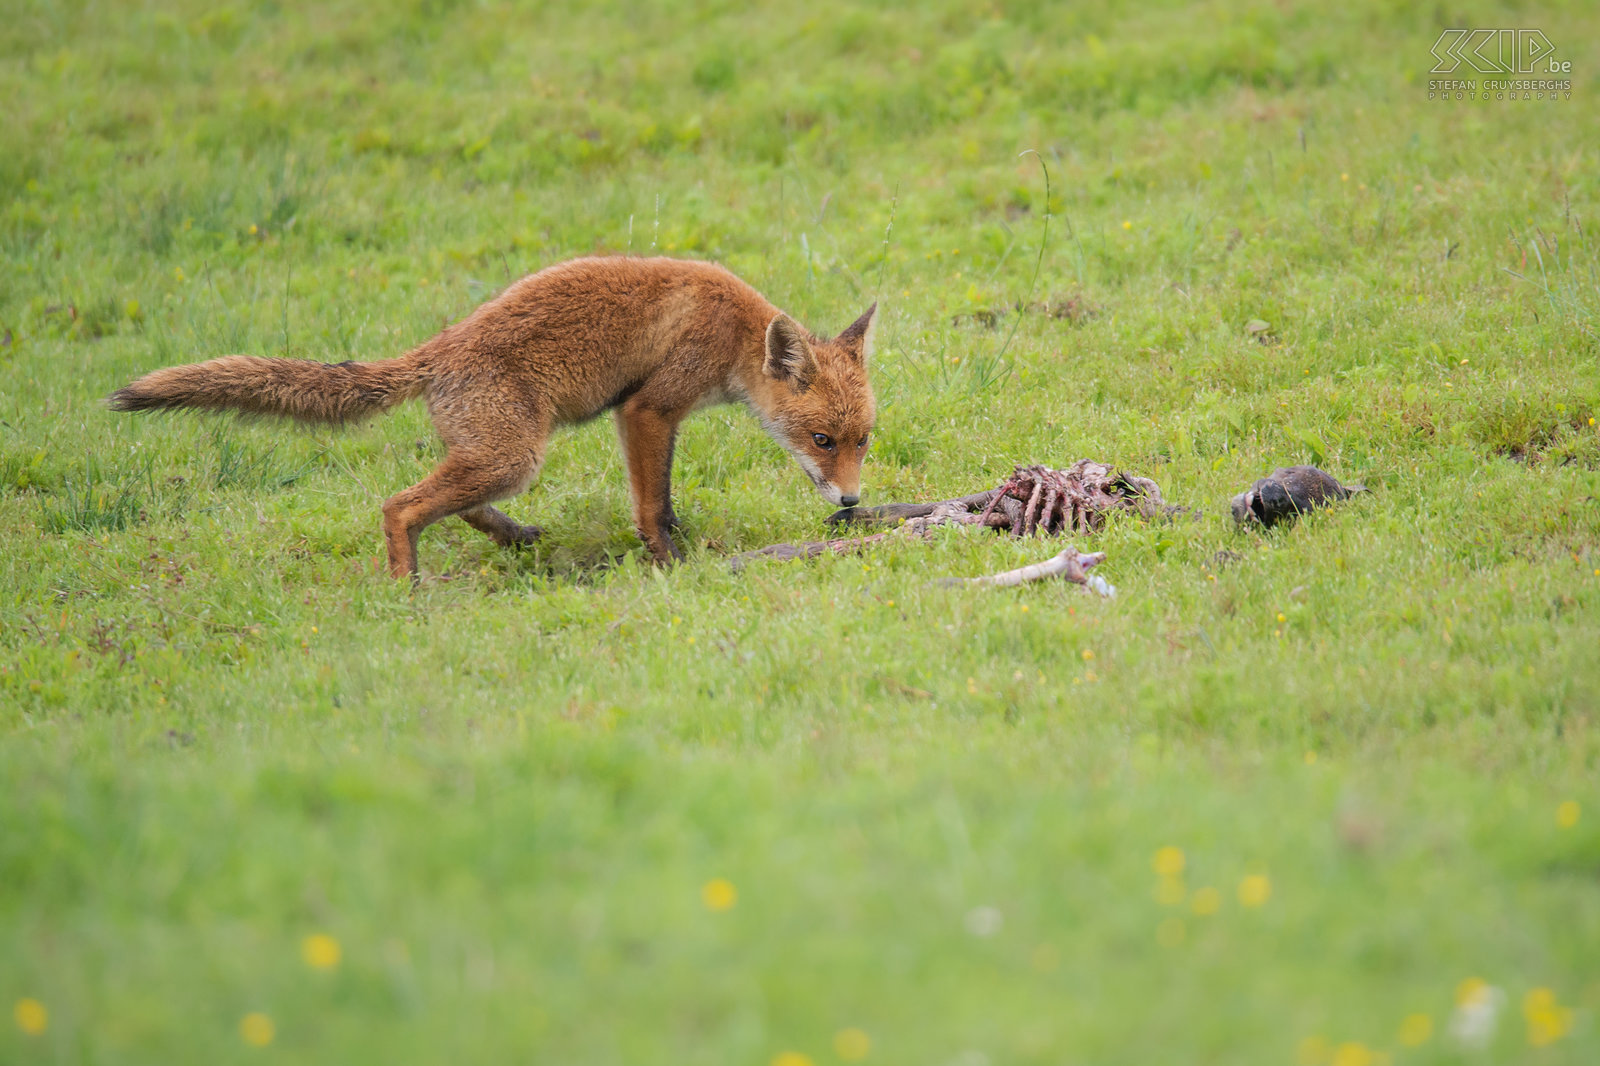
[645,531,685,565]
[497,524,544,547]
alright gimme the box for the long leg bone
[931,548,1113,595]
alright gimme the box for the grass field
[4,1,1600,1062]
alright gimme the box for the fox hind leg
[382,443,544,579]
[460,505,543,547]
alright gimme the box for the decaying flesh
[826,459,1179,536]
[730,460,1172,589]
[971,460,1170,536]
[1230,465,1366,528]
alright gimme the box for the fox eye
[812,433,834,450]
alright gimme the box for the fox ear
[835,302,878,364]
[764,314,817,385]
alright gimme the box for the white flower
[1449,982,1504,1048]
[964,905,1002,937]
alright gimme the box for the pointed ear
[835,302,878,364]
[764,314,817,385]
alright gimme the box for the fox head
[751,303,878,508]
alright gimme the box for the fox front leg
[616,401,685,563]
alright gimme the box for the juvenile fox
[109,257,877,577]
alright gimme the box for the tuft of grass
[207,427,321,491]
[1505,221,1600,335]
[36,461,146,534]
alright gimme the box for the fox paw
[496,524,544,547]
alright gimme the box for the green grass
[3,1,1600,1062]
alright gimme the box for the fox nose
[840,494,860,507]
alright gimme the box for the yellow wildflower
[240,1013,275,1047]
[1190,886,1222,915]
[302,933,342,970]
[13,998,47,1036]
[1238,874,1271,907]
[1397,1013,1432,1046]
[1331,1043,1372,1066]
[1296,1035,1329,1065]
[702,878,738,912]
[1523,987,1572,1046]
[1556,801,1579,828]
[834,1027,872,1060]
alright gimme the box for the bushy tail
[108,350,432,426]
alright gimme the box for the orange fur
[109,256,878,577]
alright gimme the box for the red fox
[109,256,877,577]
